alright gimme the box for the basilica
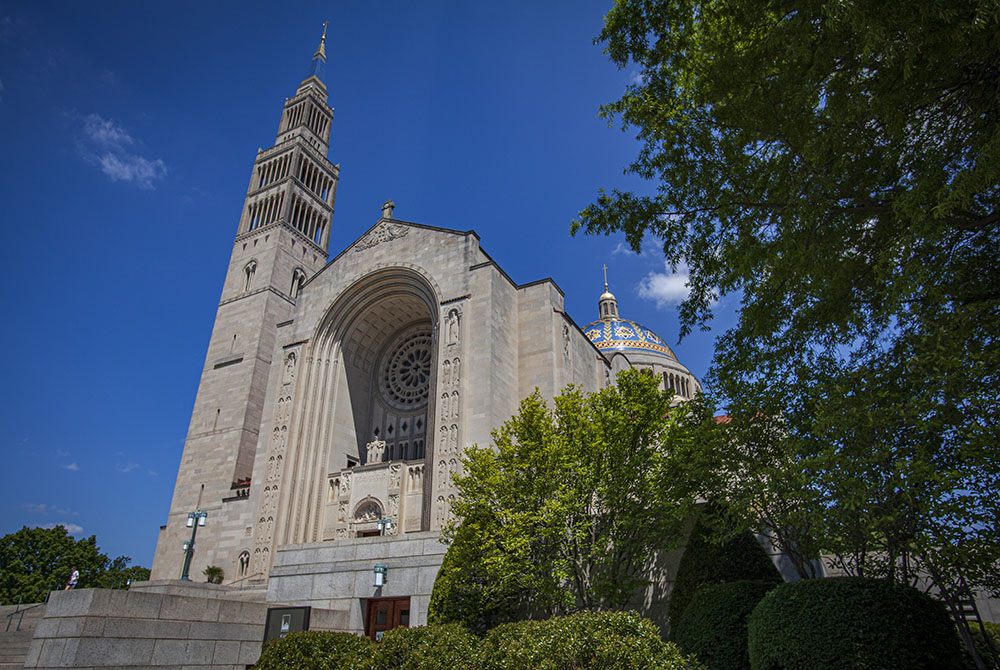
[150,29,701,637]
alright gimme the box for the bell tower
[151,26,340,580]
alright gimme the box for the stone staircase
[0,602,47,670]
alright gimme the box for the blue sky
[0,2,736,569]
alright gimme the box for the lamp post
[376,517,392,536]
[180,509,208,581]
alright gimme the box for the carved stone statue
[446,309,461,345]
[283,352,297,386]
[366,436,386,463]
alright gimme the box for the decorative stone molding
[353,221,409,252]
[251,345,301,576]
[434,302,465,529]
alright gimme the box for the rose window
[379,331,432,410]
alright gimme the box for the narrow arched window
[243,261,257,292]
[237,551,250,577]
[290,268,306,297]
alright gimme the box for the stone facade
[149,32,701,635]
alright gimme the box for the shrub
[962,622,1000,670]
[254,630,371,670]
[481,610,704,670]
[669,508,782,637]
[747,577,964,670]
[202,565,224,584]
[673,580,777,670]
[366,623,483,670]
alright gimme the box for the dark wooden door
[365,597,411,640]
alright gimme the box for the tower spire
[303,21,329,86]
[315,21,329,60]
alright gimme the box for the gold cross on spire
[314,21,329,59]
[603,264,608,291]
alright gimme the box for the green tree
[0,525,148,604]
[575,2,1000,664]
[442,370,717,620]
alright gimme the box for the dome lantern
[599,264,619,320]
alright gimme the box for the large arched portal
[277,268,438,546]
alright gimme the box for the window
[243,261,257,292]
[290,268,306,297]
[237,551,250,577]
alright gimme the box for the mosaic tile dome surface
[583,318,677,361]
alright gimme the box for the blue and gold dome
[584,274,677,361]
[583,317,677,360]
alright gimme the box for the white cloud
[62,462,79,471]
[83,114,134,148]
[612,241,636,256]
[42,523,84,534]
[77,113,167,189]
[638,262,692,307]
[116,461,140,473]
[115,458,157,476]
[25,503,79,516]
[96,152,167,187]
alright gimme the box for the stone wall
[26,579,353,670]
[267,530,446,633]
[26,588,264,670]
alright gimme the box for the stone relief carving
[439,426,449,454]
[563,324,571,362]
[353,221,409,252]
[388,494,399,523]
[436,305,465,529]
[354,499,383,522]
[253,347,300,574]
[389,463,402,489]
[340,472,352,497]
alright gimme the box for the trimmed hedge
[669,510,782,637]
[747,577,965,670]
[673,580,777,670]
[254,630,372,670]
[255,612,703,670]
[482,610,704,670]
[367,623,483,669]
